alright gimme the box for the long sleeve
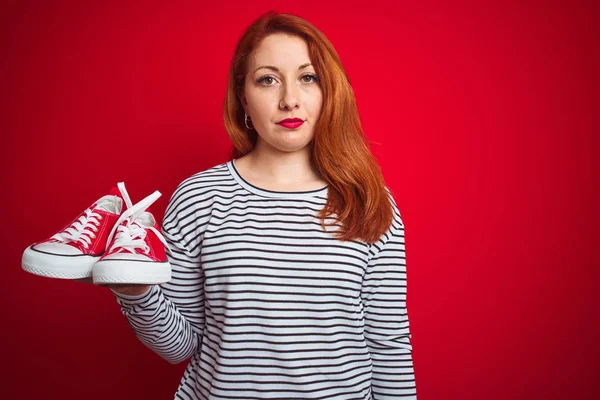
[361,198,417,399]
[112,182,206,365]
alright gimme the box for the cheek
[246,95,269,117]
[307,93,323,115]
[250,88,276,106]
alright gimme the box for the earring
[244,111,254,130]
[279,101,286,110]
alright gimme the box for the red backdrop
[2,1,597,399]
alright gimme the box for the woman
[111,11,417,399]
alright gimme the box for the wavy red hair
[223,10,394,244]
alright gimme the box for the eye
[257,76,277,86]
[302,74,320,83]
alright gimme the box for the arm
[112,184,206,365]
[361,197,417,399]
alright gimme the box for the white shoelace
[52,182,132,250]
[105,190,170,256]
[52,208,103,249]
[109,219,169,255]
[118,181,134,209]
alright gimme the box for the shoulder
[175,161,230,193]
[369,186,404,247]
[165,161,231,213]
[366,187,406,260]
[383,185,403,225]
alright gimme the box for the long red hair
[223,10,394,244]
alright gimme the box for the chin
[279,142,314,153]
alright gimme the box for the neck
[243,143,322,185]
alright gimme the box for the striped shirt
[113,160,417,399]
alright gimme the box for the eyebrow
[253,63,313,74]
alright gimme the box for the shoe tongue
[132,211,155,228]
[94,195,123,214]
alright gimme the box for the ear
[239,92,248,111]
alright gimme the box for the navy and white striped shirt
[113,160,417,399]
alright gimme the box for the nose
[280,80,300,110]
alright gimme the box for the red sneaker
[92,190,171,285]
[22,183,133,279]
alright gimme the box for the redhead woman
[110,11,417,400]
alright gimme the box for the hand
[74,278,151,296]
[107,284,151,296]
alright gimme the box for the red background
[2,1,597,399]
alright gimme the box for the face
[241,33,323,154]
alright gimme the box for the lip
[277,118,304,129]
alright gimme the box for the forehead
[249,33,311,70]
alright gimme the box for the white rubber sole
[92,259,172,285]
[22,245,98,279]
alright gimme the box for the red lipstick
[277,118,304,129]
